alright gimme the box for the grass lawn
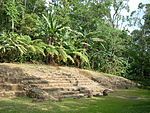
[0,89,150,113]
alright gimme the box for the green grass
[0,89,150,113]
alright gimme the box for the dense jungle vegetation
[0,0,149,80]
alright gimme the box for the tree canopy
[0,0,149,78]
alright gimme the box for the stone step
[41,85,102,92]
[79,81,93,83]
[76,86,104,93]
[22,77,41,80]
[78,87,101,91]
[0,83,24,91]
[0,72,105,99]
[30,82,73,88]
[78,83,93,85]
[56,86,79,91]
[78,85,100,88]
[42,88,63,96]
[42,86,79,92]
[62,93,85,98]
[92,92,103,96]
[30,84,49,87]
[42,87,63,91]
[47,77,70,79]
[47,76,89,80]
[21,80,49,84]
[0,91,26,97]
[48,83,72,87]
[0,77,42,83]
[61,87,79,91]
[67,78,89,80]
[3,78,23,84]
[47,80,71,83]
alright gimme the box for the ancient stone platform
[0,63,105,100]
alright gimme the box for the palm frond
[73,51,89,63]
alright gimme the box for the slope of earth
[78,69,137,89]
[0,63,136,100]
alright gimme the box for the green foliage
[40,9,89,65]
[19,13,41,38]
[87,23,129,75]
[0,32,46,62]
[4,0,24,32]
[128,4,150,78]
[0,32,27,60]
[0,0,149,78]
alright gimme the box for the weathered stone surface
[102,89,113,96]
[0,91,26,97]
[91,76,136,89]
[26,87,49,100]
[1,63,126,100]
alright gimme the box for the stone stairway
[0,75,38,98]
[0,64,105,99]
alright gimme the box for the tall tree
[129,4,150,77]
